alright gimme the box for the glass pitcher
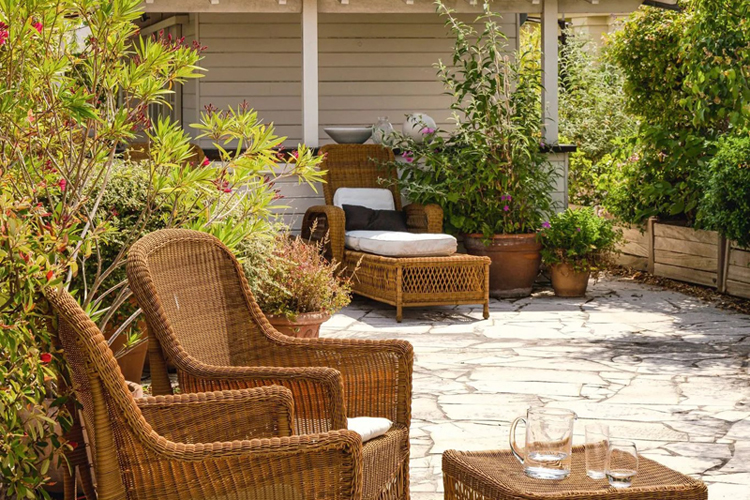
[509,407,577,480]
[372,116,394,146]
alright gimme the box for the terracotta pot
[464,233,541,298]
[550,263,591,298]
[113,340,148,383]
[265,311,331,339]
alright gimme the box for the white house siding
[317,13,519,145]
[195,13,304,148]
[182,14,199,129]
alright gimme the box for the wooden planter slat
[654,249,717,272]
[654,237,719,259]
[726,245,750,298]
[653,224,719,245]
[727,280,750,299]
[614,224,649,271]
[654,263,718,287]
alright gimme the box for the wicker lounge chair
[127,228,412,500]
[301,144,490,322]
[45,286,363,500]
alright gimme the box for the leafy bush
[559,30,637,206]
[539,207,621,274]
[243,235,353,320]
[387,1,556,238]
[0,1,324,495]
[696,135,750,248]
[604,0,750,224]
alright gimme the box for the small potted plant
[539,207,621,297]
[243,234,354,338]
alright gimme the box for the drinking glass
[585,423,609,480]
[605,440,639,488]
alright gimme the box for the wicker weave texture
[443,447,708,500]
[126,228,413,500]
[302,144,490,322]
[45,287,365,500]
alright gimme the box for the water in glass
[606,440,639,488]
[585,423,609,480]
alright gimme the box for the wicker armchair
[126,228,413,500]
[302,144,490,322]
[45,287,363,500]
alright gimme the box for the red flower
[68,441,78,450]
[32,22,43,34]
[58,178,67,191]
[201,157,210,167]
[40,353,52,364]
[46,269,54,281]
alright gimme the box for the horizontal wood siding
[182,14,198,131]
[317,13,518,144]
[197,13,303,147]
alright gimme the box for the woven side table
[443,447,707,500]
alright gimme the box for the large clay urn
[265,311,331,339]
[464,233,541,298]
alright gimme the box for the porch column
[541,0,559,144]
[302,0,319,147]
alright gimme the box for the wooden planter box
[653,223,720,288]
[613,217,749,300]
[726,243,750,299]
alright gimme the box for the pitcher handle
[509,416,526,465]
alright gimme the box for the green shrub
[697,135,750,248]
[539,207,621,274]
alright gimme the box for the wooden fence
[614,217,750,300]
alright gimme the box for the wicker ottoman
[443,448,708,500]
[344,251,491,322]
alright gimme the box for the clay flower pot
[550,263,591,297]
[265,311,331,339]
[464,233,541,298]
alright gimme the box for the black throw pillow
[343,204,409,232]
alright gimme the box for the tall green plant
[0,1,323,496]
[604,0,750,224]
[388,1,556,238]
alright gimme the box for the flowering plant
[0,0,324,495]
[538,208,621,274]
[242,234,353,320]
[386,1,557,238]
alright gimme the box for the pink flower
[201,157,210,167]
[576,227,582,232]
[542,221,551,229]
[503,205,510,212]
[291,150,299,159]
[0,23,8,46]
[32,22,43,34]
[402,151,414,163]
[27,109,35,123]
[420,127,436,135]
[58,178,67,191]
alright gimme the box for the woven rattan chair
[301,144,490,322]
[45,286,363,500]
[126,228,413,500]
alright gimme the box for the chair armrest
[404,203,444,233]
[166,362,348,434]
[132,428,363,500]
[258,333,414,428]
[302,205,346,263]
[137,386,295,442]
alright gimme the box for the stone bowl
[324,127,373,144]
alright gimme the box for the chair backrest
[45,287,154,499]
[319,145,400,210]
[127,229,277,374]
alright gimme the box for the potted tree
[539,207,621,297]
[389,2,557,298]
[243,234,354,338]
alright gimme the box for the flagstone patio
[321,276,750,500]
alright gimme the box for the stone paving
[320,276,750,500]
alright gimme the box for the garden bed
[614,218,749,300]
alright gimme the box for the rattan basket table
[443,447,707,500]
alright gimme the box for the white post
[541,0,559,145]
[302,0,319,147]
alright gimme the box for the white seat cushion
[347,417,392,442]
[333,188,395,211]
[345,230,457,257]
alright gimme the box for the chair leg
[483,300,490,319]
[396,305,403,323]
